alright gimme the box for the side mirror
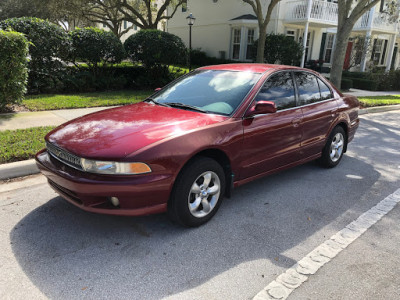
[245,101,277,117]
[154,88,161,92]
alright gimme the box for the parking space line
[253,188,400,300]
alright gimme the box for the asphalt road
[1,111,399,300]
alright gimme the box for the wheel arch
[334,122,349,152]
[173,148,233,199]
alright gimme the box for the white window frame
[231,27,257,61]
[231,28,242,60]
[323,33,336,64]
[244,28,256,61]
[285,28,296,40]
[373,39,387,66]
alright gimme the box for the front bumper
[35,149,173,216]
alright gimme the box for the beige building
[167,0,400,71]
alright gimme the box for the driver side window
[255,72,296,110]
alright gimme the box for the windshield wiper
[165,102,207,113]
[145,98,170,107]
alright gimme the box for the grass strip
[23,90,153,111]
[358,95,400,107]
[0,126,55,164]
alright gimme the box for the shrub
[190,48,234,67]
[69,27,126,72]
[390,70,400,90]
[348,78,378,91]
[0,30,29,111]
[0,17,70,93]
[340,78,353,90]
[253,34,303,65]
[342,71,368,79]
[49,65,180,93]
[124,29,187,68]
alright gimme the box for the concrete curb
[0,159,39,180]
[358,104,400,115]
[1,105,400,181]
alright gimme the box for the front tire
[168,157,225,227]
[319,126,346,168]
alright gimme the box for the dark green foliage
[342,71,368,79]
[0,30,29,111]
[343,70,400,91]
[124,30,187,68]
[253,34,303,65]
[69,27,126,71]
[346,78,378,91]
[0,17,70,93]
[370,70,400,91]
[43,65,181,93]
[340,78,353,90]
[190,49,234,67]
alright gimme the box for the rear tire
[168,157,225,227]
[318,126,346,168]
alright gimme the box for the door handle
[291,118,302,127]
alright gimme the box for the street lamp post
[186,13,196,71]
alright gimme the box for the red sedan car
[36,64,359,227]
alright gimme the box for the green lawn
[0,126,56,164]
[358,95,400,107]
[23,90,153,111]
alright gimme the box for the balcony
[353,11,399,34]
[284,0,338,27]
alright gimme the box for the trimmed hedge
[341,78,353,90]
[0,30,29,111]
[0,17,70,93]
[124,30,187,68]
[346,77,378,91]
[69,27,125,71]
[41,65,186,93]
[190,49,234,67]
[342,71,368,79]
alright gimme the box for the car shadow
[9,155,381,299]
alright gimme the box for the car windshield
[152,70,261,115]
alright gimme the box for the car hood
[46,102,227,159]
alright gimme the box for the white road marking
[253,188,400,300]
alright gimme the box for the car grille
[46,142,83,170]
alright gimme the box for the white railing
[353,11,398,33]
[285,0,338,25]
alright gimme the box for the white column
[239,26,247,61]
[300,0,313,68]
[360,7,375,72]
[385,34,397,72]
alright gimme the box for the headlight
[80,158,151,175]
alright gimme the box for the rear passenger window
[255,72,296,110]
[317,78,333,100]
[295,72,321,105]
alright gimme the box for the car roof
[199,63,304,73]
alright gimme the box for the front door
[240,71,303,180]
[343,41,353,70]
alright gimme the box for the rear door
[294,71,338,158]
[240,71,303,180]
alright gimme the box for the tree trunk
[256,26,267,63]
[329,25,353,89]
